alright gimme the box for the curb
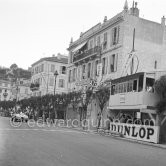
[62,126,166,150]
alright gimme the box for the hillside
[0,65,31,81]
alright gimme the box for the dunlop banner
[110,123,159,143]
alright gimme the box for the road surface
[0,117,166,166]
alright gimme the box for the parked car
[11,112,29,122]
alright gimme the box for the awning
[72,41,87,52]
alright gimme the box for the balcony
[108,91,160,111]
[30,83,40,91]
[73,46,100,63]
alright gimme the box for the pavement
[67,126,166,149]
[0,117,166,166]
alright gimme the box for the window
[138,75,143,92]
[77,67,80,80]
[73,68,76,81]
[31,69,34,75]
[146,78,154,93]
[87,63,91,78]
[5,83,8,87]
[41,64,44,72]
[25,88,28,94]
[124,82,127,92]
[97,36,100,46]
[111,26,120,45]
[36,66,39,74]
[69,70,72,82]
[94,36,96,47]
[133,80,137,91]
[60,66,66,74]
[0,89,2,93]
[103,32,107,49]
[82,65,86,79]
[49,78,54,86]
[89,40,93,49]
[50,64,55,72]
[20,81,23,85]
[59,79,65,88]
[102,58,106,75]
[110,54,118,72]
[111,85,115,95]
[127,81,133,92]
[95,60,99,76]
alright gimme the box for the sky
[0,0,166,69]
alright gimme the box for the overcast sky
[0,0,166,69]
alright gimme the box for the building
[67,0,166,141]
[68,1,166,91]
[0,79,12,101]
[11,78,31,101]
[31,53,68,96]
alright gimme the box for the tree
[58,93,70,120]
[10,63,18,70]
[80,89,93,120]
[95,86,110,114]
[154,75,166,114]
[69,91,82,112]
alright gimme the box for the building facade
[0,79,12,101]
[67,0,166,140]
[31,53,68,96]
[11,78,31,101]
[67,1,166,92]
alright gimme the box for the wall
[31,60,68,96]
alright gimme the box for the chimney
[161,16,165,26]
[70,37,73,44]
[123,0,128,11]
[130,1,139,17]
[103,16,107,23]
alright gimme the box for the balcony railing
[108,91,160,110]
[73,46,100,62]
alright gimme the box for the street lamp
[53,70,58,96]
[53,70,58,119]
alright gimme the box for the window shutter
[60,66,62,74]
[114,54,118,72]
[77,67,80,81]
[91,61,95,79]
[117,26,120,44]
[111,28,114,46]
[109,55,112,73]
[105,56,108,74]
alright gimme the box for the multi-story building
[67,0,166,141]
[11,78,31,101]
[68,1,166,92]
[31,53,68,96]
[0,79,12,101]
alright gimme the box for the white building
[31,53,68,96]
[0,79,12,101]
[11,78,31,101]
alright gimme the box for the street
[0,117,166,166]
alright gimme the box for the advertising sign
[110,123,159,143]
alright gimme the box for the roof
[0,79,12,84]
[68,11,123,50]
[112,72,145,84]
[31,56,68,67]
